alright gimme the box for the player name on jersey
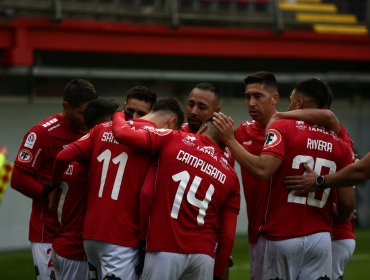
[176,149,226,183]
[307,138,333,153]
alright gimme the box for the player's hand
[284,163,319,195]
[212,112,235,145]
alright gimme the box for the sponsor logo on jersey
[183,135,196,146]
[264,129,282,148]
[48,123,61,132]
[17,149,33,163]
[197,146,217,160]
[295,120,306,130]
[219,157,230,170]
[24,132,37,149]
[243,140,252,146]
[42,118,58,128]
[65,164,74,175]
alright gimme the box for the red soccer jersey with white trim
[69,120,154,248]
[142,130,240,257]
[332,125,356,241]
[235,120,269,244]
[52,161,88,261]
[13,114,84,242]
[260,119,353,240]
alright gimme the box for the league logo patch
[24,132,37,149]
[17,149,33,163]
[264,129,282,148]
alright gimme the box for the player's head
[62,79,98,131]
[198,116,225,149]
[123,86,157,118]
[288,78,333,111]
[83,98,120,129]
[149,97,185,129]
[186,82,220,133]
[243,71,279,126]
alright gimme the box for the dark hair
[126,86,157,108]
[295,78,333,109]
[194,82,220,97]
[83,98,119,129]
[63,79,98,108]
[152,97,185,129]
[244,71,278,92]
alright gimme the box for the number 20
[171,171,215,225]
[288,155,336,208]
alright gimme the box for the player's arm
[11,127,50,199]
[11,167,45,199]
[112,111,151,151]
[214,209,238,278]
[285,152,370,193]
[336,187,356,222]
[268,109,340,133]
[213,112,281,180]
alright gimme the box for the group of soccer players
[10,72,367,280]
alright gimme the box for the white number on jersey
[288,155,336,208]
[171,170,215,225]
[97,149,128,200]
[57,181,69,225]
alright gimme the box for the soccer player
[10,79,98,280]
[213,78,355,279]
[123,85,157,118]
[112,111,240,280]
[50,98,120,280]
[49,98,184,280]
[181,82,221,133]
[270,108,357,280]
[233,71,279,278]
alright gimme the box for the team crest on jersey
[197,146,217,160]
[264,129,282,148]
[24,132,37,149]
[78,133,90,141]
[183,135,196,146]
[17,149,33,163]
[295,120,306,130]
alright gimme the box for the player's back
[52,161,89,260]
[146,131,240,257]
[260,119,353,240]
[14,113,84,242]
[75,120,154,248]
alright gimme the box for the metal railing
[0,0,368,31]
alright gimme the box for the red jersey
[12,114,84,242]
[235,120,269,244]
[332,125,356,241]
[52,161,88,260]
[260,119,353,240]
[146,130,240,256]
[58,120,154,248]
[180,123,192,133]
